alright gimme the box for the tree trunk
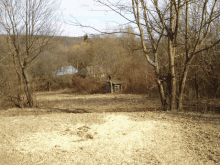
[168,37,177,110]
[16,71,24,108]
[157,79,168,110]
[13,55,24,108]
[22,68,33,107]
[110,80,113,93]
[168,0,177,110]
[178,65,190,110]
[177,0,190,111]
[169,46,177,110]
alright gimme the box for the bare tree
[0,0,61,107]
[86,0,220,110]
[177,0,220,109]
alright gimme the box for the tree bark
[157,79,167,110]
[110,80,113,93]
[168,0,177,110]
[178,65,189,110]
[22,67,33,107]
[169,44,176,110]
[13,57,24,107]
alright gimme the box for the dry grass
[35,91,161,113]
[0,91,220,164]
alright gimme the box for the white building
[55,66,78,75]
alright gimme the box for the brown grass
[0,91,220,164]
[35,91,161,113]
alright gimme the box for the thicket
[0,0,61,108]
[32,29,157,95]
[1,27,220,110]
[67,28,156,95]
[89,0,220,111]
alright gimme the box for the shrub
[71,75,106,94]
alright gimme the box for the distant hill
[59,36,84,46]
[0,34,84,46]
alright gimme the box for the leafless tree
[0,0,61,107]
[87,0,220,110]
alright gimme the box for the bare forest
[0,0,220,164]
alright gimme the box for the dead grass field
[0,91,220,165]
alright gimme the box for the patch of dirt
[0,92,220,164]
[0,111,219,165]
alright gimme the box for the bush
[118,60,157,95]
[32,74,106,94]
[71,75,106,94]
[0,66,27,109]
[33,75,73,91]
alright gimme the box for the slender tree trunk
[22,67,33,107]
[178,65,190,110]
[168,37,177,110]
[8,34,24,107]
[169,43,177,110]
[12,55,24,107]
[168,0,177,110]
[178,0,190,111]
[110,80,113,93]
[155,52,168,110]
[16,71,23,107]
[157,79,167,110]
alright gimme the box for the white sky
[60,0,133,37]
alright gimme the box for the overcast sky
[60,0,133,37]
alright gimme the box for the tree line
[0,0,62,108]
[90,0,220,110]
[0,0,220,111]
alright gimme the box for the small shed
[106,77,122,93]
